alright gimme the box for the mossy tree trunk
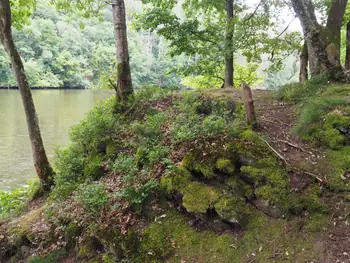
[112,0,133,101]
[345,21,350,70]
[291,0,349,82]
[0,0,54,190]
[224,0,234,88]
[299,41,309,82]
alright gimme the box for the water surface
[0,89,112,191]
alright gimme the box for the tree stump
[241,81,257,130]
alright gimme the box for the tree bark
[326,0,348,57]
[291,0,349,82]
[224,0,234,88]
[345,21,350,70]
[112,0,133,101]
[0,0,54,190]
[241,82,257,130]
[299,41,308,82]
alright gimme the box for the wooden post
[241,81,257,130]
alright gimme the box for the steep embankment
[0,84,349,263]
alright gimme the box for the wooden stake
[241,81,257,129]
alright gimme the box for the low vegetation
[2,84,349,262]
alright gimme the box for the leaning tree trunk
[0,0,54,190]
[112,0,133,101]
[345,21,350,71]
[299,41,308,82]
[224,0,234,88]
[291,0,348,82]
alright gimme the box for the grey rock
[252,199,282,218]
[20,245,30,258]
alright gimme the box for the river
[0,89,113,191]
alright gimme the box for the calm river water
[0,89,113,191]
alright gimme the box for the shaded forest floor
[1,86,350,263]
[211,88,350,263]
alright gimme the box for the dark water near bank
[0,90,113,191]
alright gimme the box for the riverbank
[1,84,350,262]
[0,86,87,90]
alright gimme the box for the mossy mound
[0,87,335,262]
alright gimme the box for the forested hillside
[0,0,183,88]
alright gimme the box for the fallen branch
[276,139,313,155]
[303,171,326,184]
[261,138,289,165]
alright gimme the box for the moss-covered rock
[182,182,221,214]
[160,166,192,194]
[216,158,235,175]
[214,195,250,224]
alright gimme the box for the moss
[28,249,66,263]
[182,153,216,178]
[197,164,215,178]
[225,177,254,199]
[288,185,328,215]
[94,228,139,259]
[182,182,221,213]
[7,207,45,246]
[160,166,192,194]
[319,148,350,192]
[302,111,350,150]
[216,158,235,175]
[102,254,116,263]
[181,153,196,170]
[214,196,250,223]
[304,214,328,232]
[139,209,323,263]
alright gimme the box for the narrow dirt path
[255,94,350,263]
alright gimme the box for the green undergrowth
[0,180,41,220]
[278,80,350,192]
[1,87,332,262]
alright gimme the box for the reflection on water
[0,89,113,191]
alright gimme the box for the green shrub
[76,183,109,215]
[52,145,86,198]
[84,155,105,180]
[171,113,201,143]
[136,144,170,167]
[69,97,117,155]
[276,75,329,102]
[202,115,226,136]
[111,154,138,181]
[0,180,41,219]
[116,179,158,212]
[132,112,165,140]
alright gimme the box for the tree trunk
[0,0,54,190]
[299,41,308,82]
[345,21,350,70]
[112,0,133,101]
[241,82,257,130]
[291,0,348,82]
[224,0,234,88]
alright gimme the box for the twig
[277,139,313,155]
[261,138,289,165]
[260,116,292,127]
[267,252,283,259]
[248,258,256,263]
[303,171,326,184]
